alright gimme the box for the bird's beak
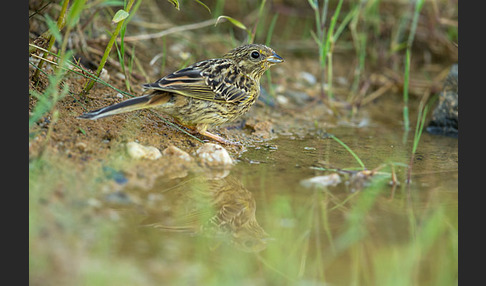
[266,52,284,63]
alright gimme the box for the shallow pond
[105,97,458,285]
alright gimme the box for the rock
[251,121,276,140]
[299,71,317,85]
[75,141,88,152]
[115,72,125,80]
[99,68,110,82]
[162,145,193,162]
[179,51,191,60]
[426,64,458,137]
[300,174,341,189]
[196,143,233,169]
[276,95,289,105]
[126,142,161,160]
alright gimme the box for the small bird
[79,44,284,145]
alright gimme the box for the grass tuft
[83,0,136,94]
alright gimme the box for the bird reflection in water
[141,174,270,252]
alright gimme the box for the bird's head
[223,44,284,80]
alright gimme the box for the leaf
[167,0,180,10]
[98,0,125,7]
[112,9,129,23]
[195,0,211,13]
[307,0,318,10]
[309,30,322,47]
[66,0,87,28]
[45,15,62,44]
[215,16,247,30]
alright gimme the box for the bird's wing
[142,59,254,104]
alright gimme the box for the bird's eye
[251,51,260,59]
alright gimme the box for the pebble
[162,145,193,162]
[179,51,191,60]
[299,71,317,85]
[100,68,110,82]
[126,142,161,160]
[115,72,125,80]
[300,173,341,189]
[196,143,233,169]
[252,121,276,140]
[75,141,88,152]
[276,95,289,105]
[336,76,348,86]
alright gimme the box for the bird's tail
[78,92,170,120]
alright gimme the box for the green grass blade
[329,134,365,170]
[403,48,411,133]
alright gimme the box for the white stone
[276,95,289,105]
[100,68,110,82]
[126,142,161,160]
[299,71,317,85]
[162,145,193,162]
[300,174,341,188]
[196,143,233,168]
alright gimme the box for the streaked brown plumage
[78,44,284,145]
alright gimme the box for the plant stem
[83,0,136,94]
[32,0,70,82]
[329,134,365,170]
[407,96,435,183]
[403,48,411,133]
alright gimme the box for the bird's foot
[199,130,242,146]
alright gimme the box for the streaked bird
[79,44,283,145]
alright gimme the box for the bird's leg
[196,124,242,146]
[172,121,241,145]
[199,130,242,146]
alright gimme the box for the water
[113,110,458,285]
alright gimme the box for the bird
[78,44,284,145]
